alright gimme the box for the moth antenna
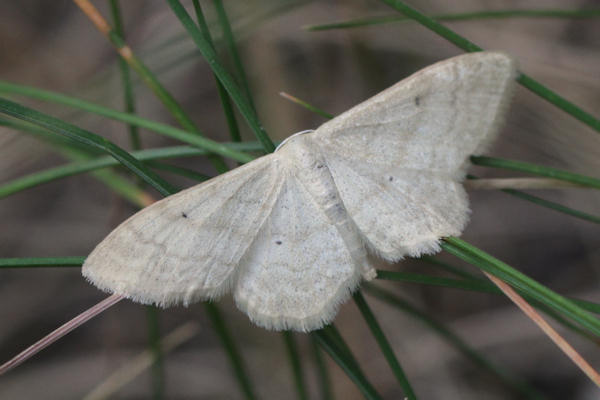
[0,294,123,375]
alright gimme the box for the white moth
[83,52,516,332]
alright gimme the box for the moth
[83,51,516,331]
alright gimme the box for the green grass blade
[213,0,257,113]
[500,188,600,224]
[471,156,600,189]
[283,332,308,400]
[146,161,211,182]
[467,175,600,225]
[377,270,495,292]
[165,0,275,153]
[0,118,152,207]
[0,98,176,197]
[364,284,546,399]
[376,269,600,316]
[310,336,334,400]
[378,0,600,134]
[145,306,165,400]
[312,328,383,400]
[418,255,478,279]
[192,0,242,142]
[442,237,600,337]
[109,0,141,150]
[0,81,256,163]
[353,292,417,399]
[306,9,600,31]
[204,304,257,400]
[0,257,85,268]
[100,16,229,172]
[0,143,263,199]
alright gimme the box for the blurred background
[1,0,599,398]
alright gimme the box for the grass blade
[442,237,600,337]
[204,304,257,400]
[364,284,545,399]
[0,98,176,197]
[378,0,600,134]
[353,291,416,399]
[192,0,241,142]
[165,0,275,153]
[471,156,600,189]
[306,9,600,31]
[0,81,255,163]
[283,331,308,400]
[312,328,383,400]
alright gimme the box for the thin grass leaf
[145,306,164,400]
[109,0,141,150]
[377,270,496,293]
[310,336,334,400]
[0,143,262,199]
[0,98,176,197]
[442,237,600,337]
[146,161,211,182]
[471,156,600,189]
[378,0,600,134]
[306,9,600,31]
[0,118,153,206]
[204,304,257,400]
[466,174,600,225]
[213,0,257,113]
[0,81,256,163]
[500,188,600,224]
[165,0,276,153]
[364,284,546,399]
[418,255,478,279]
[353,292,417,399]
[312,328,383,400]
[0,257,85,268]
[192,0,241,143]
[73,0,229,172]
[283,331,308,400]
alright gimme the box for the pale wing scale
[315,52,515,260]
[234,174,362,332]
[325,156,468,260]
[315,52,516,178]
[82,155,283,306]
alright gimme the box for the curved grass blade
[283,331,308,400]
[442,237,600,337]
[165,0,275,153]
[310,336,333,400]
[364,284,546,399]
[0,81,255,163]
[204,304,257,400]
[306,9,600,31]
[192,0,241,143]
[0,143,261,199]
[378,0,600,134]
[353,292,416,399]
[471,156,600,189]
[109,0,141,150]
[0,98,175,197]
[73,0,228,173]
[312,328,382,400]
[213,0,257,113]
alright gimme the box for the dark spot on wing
[181,212,188,218]
[414,96,420,106]
[316,164,324,169]
[275,240,282,245]
[388,176,394,182]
